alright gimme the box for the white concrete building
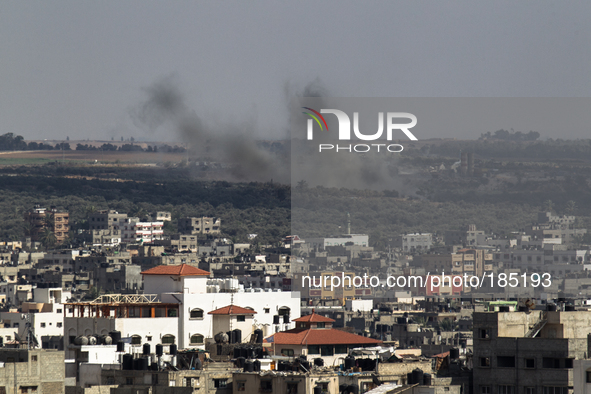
[116,217,164,243]
[307,234,369,249]
[0,287,70,349]
[401,233,433,253]
[64,264,300,358]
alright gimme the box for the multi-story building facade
[64,264,301,356]
[400,233,433,253]
[0,349,65,394]
[178,217,221,235]
[116,217,164,243]
[24,206,70,244]
[0,287,69,349]
[88,210,127,231]
[473,308,591,394]
[415,249,493,278]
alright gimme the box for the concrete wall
[0,349,65,394]
[574,359,591,394]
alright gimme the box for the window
[56,309,62,313]
[480,329,490,339]
[31,356,37,362]
[525,388,535,394]
[131,335,142,345]
[237,381,245,391]
[565,358,573,368]
[320,345,334,356]
[278,307,290,316]
[308,345,320,355]
[587,370,591,383]
[190,309,203,319]
[162,335,175,344]
[543,358,560,369]
[481,387,491,394]
[146,336,152,341]
[261,381,272,392]
[185,377,199,387]
[281,349,294,357]
[152,374,158,385]
[316,322,325,328]
[335,344,348,354]
[40,323,46,328]
[525,358,535,369]
[287,383,298,394]
[480,357,490,367]
[237,315,246,322]
[190,334,204,345]
[126,378,133,385]
[497,356,515,368]
[214,379,228,389]
[498,386,514,394]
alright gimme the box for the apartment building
[415,249,493,278]
[0,287,69,350]
[178,217,221,235]
[88,210,128,230]
[473,307,591,394]
[64,264,300,356]
[400,233,433,253]
[24,206,70,244]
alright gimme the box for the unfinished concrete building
[473,307,591,394]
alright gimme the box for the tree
[565,200,576,214]
[43,212,54,229]
[39,228,57,249]
[542,200,554,213]
[23,222,34,238]
[439,318,453,332]
[296,180,308,191]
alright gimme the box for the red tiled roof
[293,311,335,323]
[208,305,257,315]
[265,328,382,346]
[141,264,210,276]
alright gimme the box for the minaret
[347,212,351,235]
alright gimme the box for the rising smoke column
[132,75,289,183]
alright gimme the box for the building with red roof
[265,311,381,365]
[209,305,257,339]
[141,263,210,295]
[64,263,301,353]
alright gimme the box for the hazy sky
[2,1,591,141]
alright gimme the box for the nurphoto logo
[303,107,418,153]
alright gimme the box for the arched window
[278,307,290,316]
[190,334,204,345]
[162,334,175,344]
[131,335,142,345]
[190,308,204,319]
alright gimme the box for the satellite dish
[21,314,26,320]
